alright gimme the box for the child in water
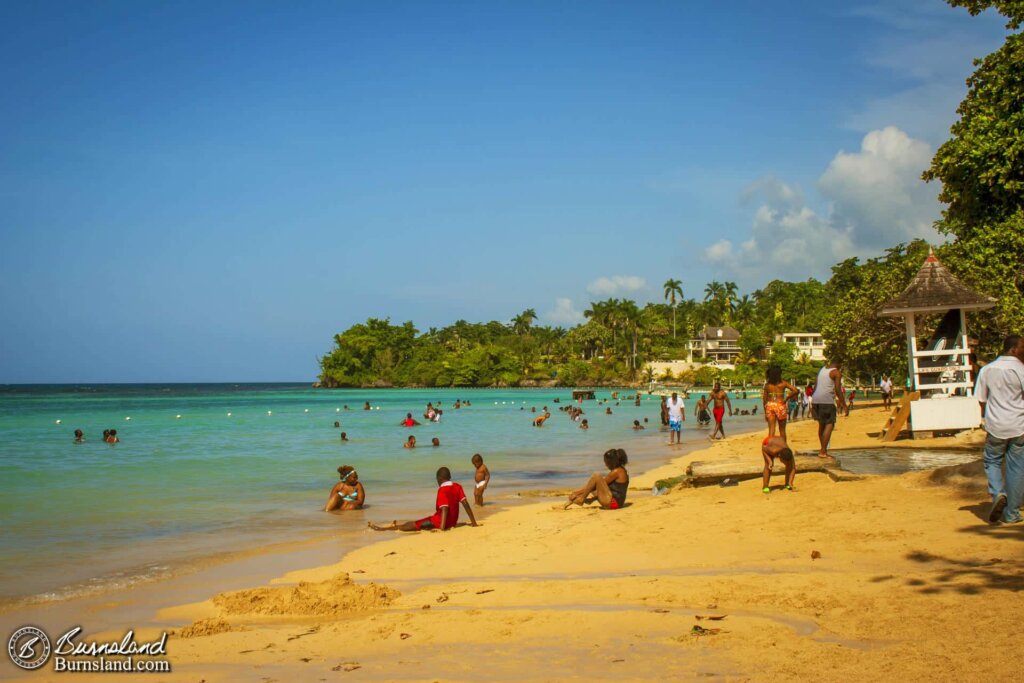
[472,454,490,506]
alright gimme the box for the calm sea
[0,384,766,605]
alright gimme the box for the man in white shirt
[880,375,894,410]
[975,335,1024,525]
[666,392,685,445]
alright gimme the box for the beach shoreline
[0,398,749,636]
[5,402,1020,682]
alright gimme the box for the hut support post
[905,315,918,391]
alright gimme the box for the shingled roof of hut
[878,250,996,316]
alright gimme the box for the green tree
[663,278,684,338]
[511,308,538,335]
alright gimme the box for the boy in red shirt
[369,467,479,532]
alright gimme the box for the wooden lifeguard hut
[877,250,995,439]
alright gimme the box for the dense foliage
[319,1,1024,388]
[318,281,835,388]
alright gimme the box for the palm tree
[663,278,683,338]
[510,308,537,335]
[618,300,643,374]
[734,295,755,327]
[723,281,739,324]
[703,281,726,325]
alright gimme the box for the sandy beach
[5,402,1022,682]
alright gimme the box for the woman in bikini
[564,448,629,510]
[762,365,801,440]
[324,465,365,511]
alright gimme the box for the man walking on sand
[811,359,846,458]
[666,392,685,445]
[975,335,1024,525]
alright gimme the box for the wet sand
[5,402,1022,682]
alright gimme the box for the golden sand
[17,404,1024,681]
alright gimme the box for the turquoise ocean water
[0,384,767,605]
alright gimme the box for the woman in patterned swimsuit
[762,365,801,440]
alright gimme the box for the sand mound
[212,573,398,617]
[175,618,244,639]
[915,459,987,496]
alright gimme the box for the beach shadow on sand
[957,502,1024,538]
[901,548,1024,595]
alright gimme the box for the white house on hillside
[777,332,826,361]
[689,326,742,364]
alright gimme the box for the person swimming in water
[400,413,421,427]
[73,429,85,443]
[340,431,349,442]
[324,465,365,511]
[404,435,417,449]
[695,395,711,426]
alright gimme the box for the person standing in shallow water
[709,382,731,440]
[665,392,685,445]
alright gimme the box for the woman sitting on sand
[324,465,365,511]
[565,448,629,510]
[762,365,801,440]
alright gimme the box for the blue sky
[0,1,1010,382]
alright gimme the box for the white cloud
[586,275,647,297]
[704,239,734,265]
[704,127,940,282]
[819,126,938,246]
[544,298,585,327]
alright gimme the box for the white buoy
[227,412,232,417]
[125,416,131,421]
[304,408,309,413]
[55,419,61,425]
[267,410,272,416]
[375,406,380,410]
[176,414,182,419]
[336,408,340,413]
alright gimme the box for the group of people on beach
[318,365,865,533]
[325,453,493,529]
[759,359,848,493]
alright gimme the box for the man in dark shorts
[811,360,847,458]
[369,467,479,532]
[880,374,894,410]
